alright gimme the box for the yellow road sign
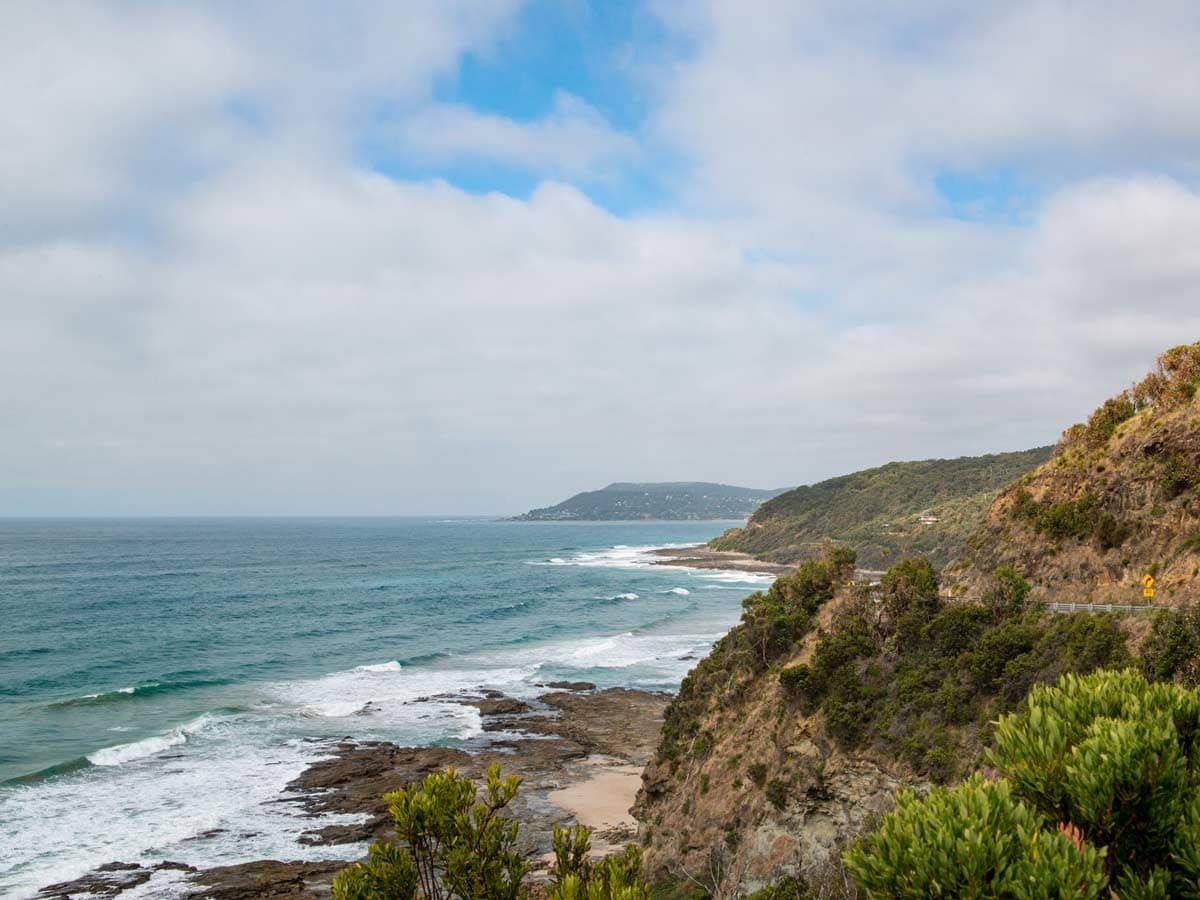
[1142,573,1156,588]
[1144,587,1156,599]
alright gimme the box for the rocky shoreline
[38,685,669,900]
[649,544,795,575]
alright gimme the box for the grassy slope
[710,448,1053,568]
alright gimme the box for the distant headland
[508,481,789,521]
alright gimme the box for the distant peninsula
[509,482,789,521]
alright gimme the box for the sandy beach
[548,756,644,855]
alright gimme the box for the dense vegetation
[709,448,1052,568]
[782,559,1131,781]
[510,482,786,521]
[1009,489,1130,550]
[847,670,1200,898]
[333,764,652,900]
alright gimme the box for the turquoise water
[0,517,768,895]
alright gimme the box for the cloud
[396,91,638,178]
[3,2,1200,515]
[0,2,245,238]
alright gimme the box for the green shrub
[807,619,874,703]
[765,778,789,811]
[982,565,1030,620]
[549,824,651,900]
[1160,452,1200,500]
[1084,392,1139,447]
[745,875,804,899]
[922,604,991,655]
[1095,512,1129,550]
[747,763,768,788]
[779,664,811,698]
[1011,487,1038,520]
[333,764,527,900]
[990,670,1200,891]
[1140,609,1200,687]
[845,774,1105,899]
[1036,495,1104,540]
[1011,491,1128,549]
[849,670,1200,898]
[967,622,1038,692]
[880,557,939,619]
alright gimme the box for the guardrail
[1031,601,1177,614]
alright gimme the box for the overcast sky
[4,1,1200,516]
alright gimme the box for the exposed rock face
[946,344,1200,605]
[633,593,917,896]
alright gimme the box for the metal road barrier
[1030,601,1177,614]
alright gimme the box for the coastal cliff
[635,342,1200,896]
[633,581,911,896]
[632,552,1143,895]
[945,341,1200,604]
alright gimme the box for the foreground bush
[333,765,652,899]
[333,764,528,899]
[845,775,1104,898]
[847,669,1200,898]
[548,824,650,900]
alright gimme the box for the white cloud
[396,91,638,178]
[0,2,245,235]
[3,2,1200,514]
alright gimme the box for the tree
[846,670,1200,898]
[982,565,1030,622]
[333,764,528,900]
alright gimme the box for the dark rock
[477,697,532,716]
[542,681,596,691]
[187,860,346,899]
[298,821,382,846]
[39,861,197,899]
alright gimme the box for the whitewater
[0,518,774,896]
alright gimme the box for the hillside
[708,448,1052,569]
[632,547,1165,895]
[945,341,1200,604]
[509,482,787,521]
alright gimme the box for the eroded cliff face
[945,344,1200,605]
[632,593,915,896]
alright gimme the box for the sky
[4,1,1200,516]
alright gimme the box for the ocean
[0,517,769,896]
